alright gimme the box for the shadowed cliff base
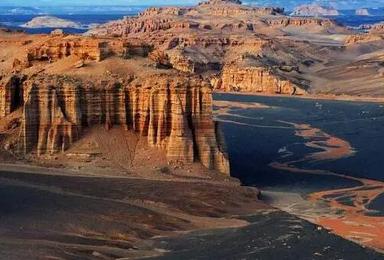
[0,0,384,259]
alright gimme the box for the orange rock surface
[2,0,384,174]
[16,74,229,173]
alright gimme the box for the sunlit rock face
[1,0,375,175]
[214,65,304,95]
[17,74,229,174]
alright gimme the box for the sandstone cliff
[214,65,304,95]
[344,22,384,45]
[2,0,378,175]
[27,37,105,62]
[22,16,81,29]
[345,34,384,45]
[0,75,25,118]
[17,74,229,174]
[263,16,336,28]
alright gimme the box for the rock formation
[22,16,81,29]
[0,75,25,118]
[344,34,383,45]
[263,16,336,28]
[291,4,339,17]
[214,65,304,95]
[344,22,384,45]
[2,70,229,174]
[87,0,339,95]
[26,37,106,62]
[23,36,152,64]
[2,0,382,174]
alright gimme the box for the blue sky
[0,0,196,5]
[1,0,384,9]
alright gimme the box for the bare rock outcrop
[345,34,384,45]
[264,17,336,28]
[214,65,304,95]
[18,74,229,174]
[27,37,106,62]
[25,36,152,64]
[0,75,25,118]
[139,7,191,17]
[344,22,384,45]
[199,0,283,16]
[3,0,374,175]
[291,4,339,17]
[22,16,81,29]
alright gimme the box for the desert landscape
[1,0,384,259]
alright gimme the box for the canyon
[1,0,384,175]
[0,32,229,174]
[1,0,384,259]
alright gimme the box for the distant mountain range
[244,1,384,10]
[0,1,383,15]
[0,6,145,16]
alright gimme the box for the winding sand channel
[270,122,384,252]
[214,96,384,253]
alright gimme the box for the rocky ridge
[17,74,229,174]
[0,31,230,174]
[291,4,339,17]
[344,22,384,45]
[1,0,383,174]
[22,16,81,29]
[87,0,343,95]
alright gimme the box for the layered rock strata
[344,22,384,45]
[27,37,106,62]
[214,66,303,95]
[86,0,344,96]
[0,75,25,118]
[345,34,384,45]
[1,0,371,175]
[263,17,336,27]
[25,37,152,64]
[19,74,230,174]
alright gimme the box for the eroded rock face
[1,0,371,174]
[291,4,339,17]
[19,74,230,174]
[345,34,384,45]
[86,1,345,96]
[25,36,152,64]
[263,17,336,27]
[344,22,384,45]
[22,16,81,29]
[199,0,284,16]
[27,37,106,62]
[215,66,303,95]
[0,75,25,118]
